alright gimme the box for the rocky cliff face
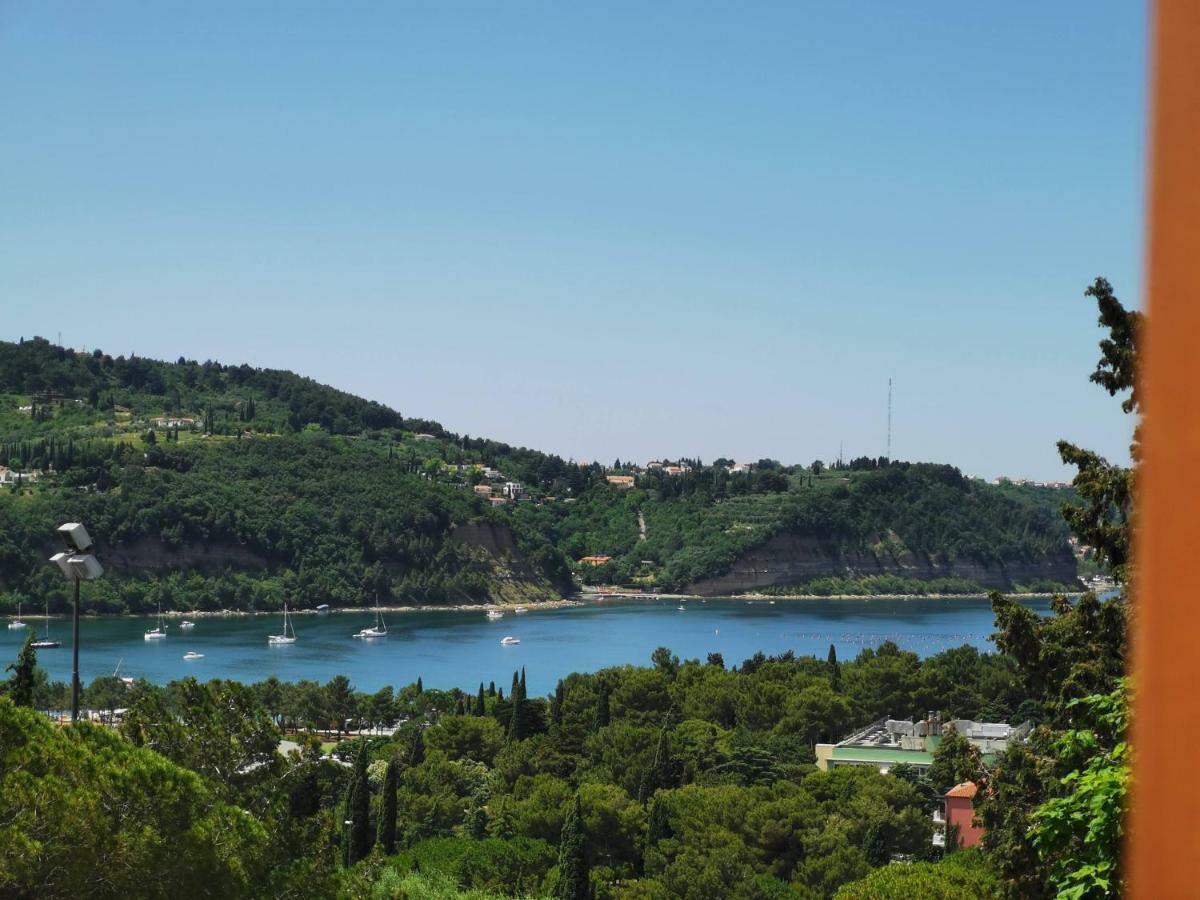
[95,536,270,574]
[682,533,1079,596]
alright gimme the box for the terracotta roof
[946,781,978,799]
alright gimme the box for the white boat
[514,606,528,614]
[183,650,204,660]
[316,603,330,614]
[8,599,26,630]
[353,599,387,639]
[144,605,168,641]
[677,605,686,611]
[180,620,196,630]
[268,603,297,645]
[486,610,504,620]
[500,636,521,645]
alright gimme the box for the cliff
[681,532,1079,596]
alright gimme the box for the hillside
[0,338,1078,615]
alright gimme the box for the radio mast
[887,378,892,460]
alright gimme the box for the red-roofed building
[944,781,985,849]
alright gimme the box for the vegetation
[0,337,1076,617]
[0,279,1131,896]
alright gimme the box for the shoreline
[11,588,1103,620]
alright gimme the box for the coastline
[14,588,1102,620]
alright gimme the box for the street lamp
[49,522,103,723]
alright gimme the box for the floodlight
[50,551,75,581]
[67,554,103,581]
[57,522,93,552]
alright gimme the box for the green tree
[926,726,983,795]
[346,743,372,866]
[827,643,841,691]
[595,681,611,729]
[557,794,589,900]
[378,758,399,855]
[4,632,37,708]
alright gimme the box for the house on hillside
[473,484,494,497]
[578,555,613,567]
[606,475,635,489]
[937,781,985,849]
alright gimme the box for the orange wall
[946,797,984,849]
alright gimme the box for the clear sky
[1,3,1145,478]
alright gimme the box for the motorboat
[183,650,204,660]
[8,600,26,630]
[268,603,298,645]
[513,606,528,614]
[353,599,387,638]
[316,604,330,614]
[486,610,504,620]
[180,620,196,630]
[144,604,168,640]
[500,636,521,645]
[677,605,686,611]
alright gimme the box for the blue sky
[0,3,1145,478]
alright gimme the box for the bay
[0,597,1050,697]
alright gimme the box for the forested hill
[0,338,1077,615]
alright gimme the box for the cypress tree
[827,644,841,691]
[551,680,565,728]
[595,682,610,728]
[345,744,371,866]
[476,682,486,716]
[378,758,398,855]
[5,632,38,708]
[519,667,527,700]
[638,724,676,802]
[511,670,520,699]
[488,681,496,697]
[409,729,425,767]
[557,794,589,900]
[415,676,423,695]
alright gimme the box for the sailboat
[31,600,61,649]
[8,599,26,630]
[268,603,297,645]
[144,605,167,640]
[353,598,387,639]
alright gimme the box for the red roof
[946,781,978,799]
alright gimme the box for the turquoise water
[0,597,1050,697]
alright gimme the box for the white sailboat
[268,603,297,645]
[32,600,61,649]
[144,605,167,640]
[353,599,387,639]
[8,599,26,630]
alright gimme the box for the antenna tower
[887,378,892,460]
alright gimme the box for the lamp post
[49,522,103,723]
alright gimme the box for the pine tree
[557,794,589,900]
[377,758,398,855]
[345,744,371,866]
